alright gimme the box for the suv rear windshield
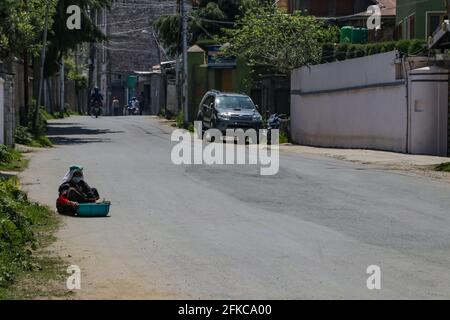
[216,95,255,110]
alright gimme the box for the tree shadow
[50,137,112,145]
[46,122,124,145]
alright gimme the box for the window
[408,14,415,39]
[215,95,255,110]
[395,21,403,40]
[405,14,415,39]
[427,12,446,37]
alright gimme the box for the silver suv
[197,90,263,133]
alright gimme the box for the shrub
[384,41,397,52]
[321,43,335,63]
[436,162,450,172]
[317,39,429,65]
[176,110,184,128]
[346,45,356,59]
[0,178,53,287]
[14,126,33,146]
[395,40,411,54]
[354,45,366,58]
[408,39,427,55]
[0,145,13,164]
[335,43,349,61]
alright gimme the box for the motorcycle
[127,105,140,116]
[267,113,288,144]
[91,100,103,118]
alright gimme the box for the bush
[335,43,349,61]
[0,178,47,287]
[321,43,335,63]
[0,145,13,164]
[318,39,429,65]
[176,110,184,129]
[31,135,52,148]
[14,126,33,146]
[39,108,54,121]
[346,45,356,59]
[408,39,427,55]
[14,125,52,148]
[436,162,450,172]
[396,40,411,54]
[354,45,366,58]
[384,41,397,52]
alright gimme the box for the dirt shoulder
[280,144,450,183]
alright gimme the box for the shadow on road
[46,122,124,145]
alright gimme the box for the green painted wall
[187,47,251,121]
[396,0,446,39]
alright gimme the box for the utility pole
[181,0,189,124]
[22,0,29,126]
[87,8,97,115]
[35,0,50,132]
[60,58,65,113]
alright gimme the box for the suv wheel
[206,119,216,142]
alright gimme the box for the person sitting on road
[56,165,100,215]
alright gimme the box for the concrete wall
[291,51,408,153]
[291,51,450,156]
[166,83,177,116]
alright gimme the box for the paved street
[20,116,450,299]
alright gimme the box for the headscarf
[62,165,84,184]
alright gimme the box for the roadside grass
[279,131,289,144]
[0,147,70,299]
[14,126,53,148]
[436,162,450,172]
[0,146,28,172]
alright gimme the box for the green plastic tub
[77,202,111,217]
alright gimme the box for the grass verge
[14,126,53,148]
[0,146,28,172]
[0,178,71,300]
[436,162,450,172]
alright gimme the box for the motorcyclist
[90,87,104,114]
[128,97,138,115]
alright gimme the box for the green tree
[221,2,338,74]
[0,0,58,125]
[44,0,111,77]
[153,0,273,56]
[0,0,56,58]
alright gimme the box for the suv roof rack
[209,89,221,94]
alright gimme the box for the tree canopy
[153,0,273,56]
[45,0,111,76]
[221,2,339,74]
[0,0,57,58]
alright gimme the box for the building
[93,0,178,115]
[288,0,374,16]
[396,0,448,39]
[186,44,252,121]
[287,0,397,42]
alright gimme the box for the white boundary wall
[291,51,408,153]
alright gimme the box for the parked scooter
[267,113,288,144]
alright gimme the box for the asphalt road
[20,116,450,299]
